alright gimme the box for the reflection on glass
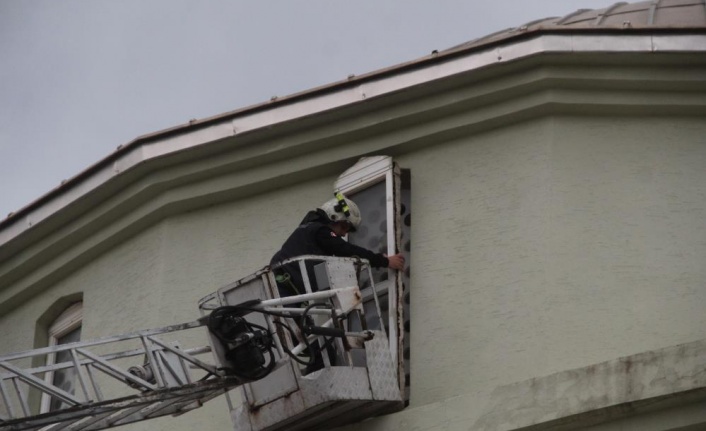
[347,181,388,289]
[49,326,81,411]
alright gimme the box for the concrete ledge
[473,338,706,430]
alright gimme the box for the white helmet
[320,192,362,231]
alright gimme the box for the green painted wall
[352,115,706,430]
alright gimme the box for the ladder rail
[0,321,206,363]
[0,346,212,381]
[0,321,220,429]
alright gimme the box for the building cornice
[2,30,704,244]
[0,32,705,314]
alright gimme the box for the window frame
[40,301,83,413]
[335,156,405,393]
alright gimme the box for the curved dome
[446,0,706,52]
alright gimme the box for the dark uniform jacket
[270,209,389,294]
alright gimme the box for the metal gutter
[2,28,705,246]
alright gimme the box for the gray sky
[0,0,617,219]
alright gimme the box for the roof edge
[2,28,706,240]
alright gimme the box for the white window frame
[335,156,404,387]
[40,301,83,413]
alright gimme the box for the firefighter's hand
[386,254,405,270]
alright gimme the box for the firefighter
[270,193,405,296]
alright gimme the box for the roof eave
[2,27,705,241]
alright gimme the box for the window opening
[41,302,82,413]
[335,156,411,403]
[347,181,391,333]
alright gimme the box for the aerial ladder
[0,256,403,431]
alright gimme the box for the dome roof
[446,0,706,52]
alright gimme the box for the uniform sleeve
[315,227,389,268]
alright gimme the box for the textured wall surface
[338,115,706,430]
[401,115,706,406]
[1,113,704,430]
[2,114,706,430]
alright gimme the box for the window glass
[41,302,82,413]
[347,181,393,334]
[48,326,82,411]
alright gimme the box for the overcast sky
[0,0,618,219]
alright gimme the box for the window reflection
[48,326,81,411]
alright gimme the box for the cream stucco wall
[344,115,706,430]
[404,115,706,403]
[2,115,706,430]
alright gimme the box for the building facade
[1,1,706,430]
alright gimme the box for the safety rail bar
[197,256,386,373]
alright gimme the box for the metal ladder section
[0,319,239,431]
